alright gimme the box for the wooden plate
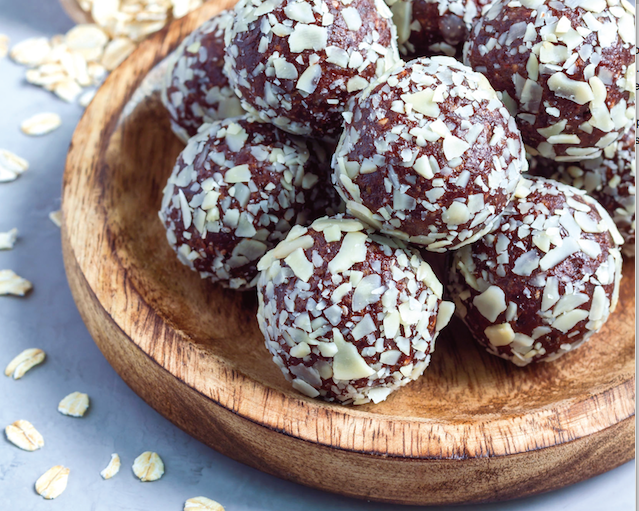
[61,2,636,505]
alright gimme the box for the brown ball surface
[159,115,331,290]
[332,56,526,252]
[448,175,624,366]
[162,11,244,142]
[224,0,400,140]
[257,216,454,404]
[386,0,491,58]
[529,126,635,257]
[464,0,635,162]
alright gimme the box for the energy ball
[159,116,329,290]
[162,12,244,142]
[224,0,400,140]
[332,56,526,253]
[256,216,455,404]
[464,0,635,162]
[386,0,491,58]
[448,175,624,366]
[529,126,635,257]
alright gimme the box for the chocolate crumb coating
[159,116,331,290]
[257,215,454,404]
[529,126,635,257]
[448,175,624,366]
[386,0,491,58]
[464,0,635,161]
[224,0,400,140]
[162,11,244,142]
[332,56,526,253]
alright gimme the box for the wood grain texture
[61,1,636,504]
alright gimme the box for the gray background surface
[0,1,635,509]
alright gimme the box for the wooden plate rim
[61,1,636,462]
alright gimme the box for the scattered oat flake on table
[0,149,29,182]
[184,497,225,511]
[0,34,9,59]
[132,451,164,482]
[58,391,90,417]
[35,465,70,500]
[0,270,33,297]
[20,113,62,136]
[10,37,51,67]
[54,78,83,103]
[0,228,18,250]
[5,420,45,451]
[4,348,45,379]
[49,210,62,227]
[78,89,96,107]
[65,24,109,61]
[100,453,121,479]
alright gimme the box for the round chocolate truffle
[464,0,635,162]
[162,11,244,142]
[257,216,455,404]
[224,0,400,140]
[332,56,527,253]
[159,116,329,290]
[386,0,491,58]
[529,126,636,257]
[448,175,624,366]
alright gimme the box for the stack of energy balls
[158,0,634,404]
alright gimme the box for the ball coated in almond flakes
[224,0,400,140]
[464,0,635,162]
[159,116,330,290]
[332,56,527,253]
[257,216,455,405]
[162,11,244,142]
[448,175,624,366]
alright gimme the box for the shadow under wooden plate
[61,1,636,505]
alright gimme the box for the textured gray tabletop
[0,1,635,509]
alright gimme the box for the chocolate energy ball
[448,175,624,366]
[257,216,455,404]
[162,11,244,143]
[224,0,400,140]
[464,0,635,162]
[386,0,491,58]
[159,116,329,290]
[529,126,635,257]
[332,56,527,253]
